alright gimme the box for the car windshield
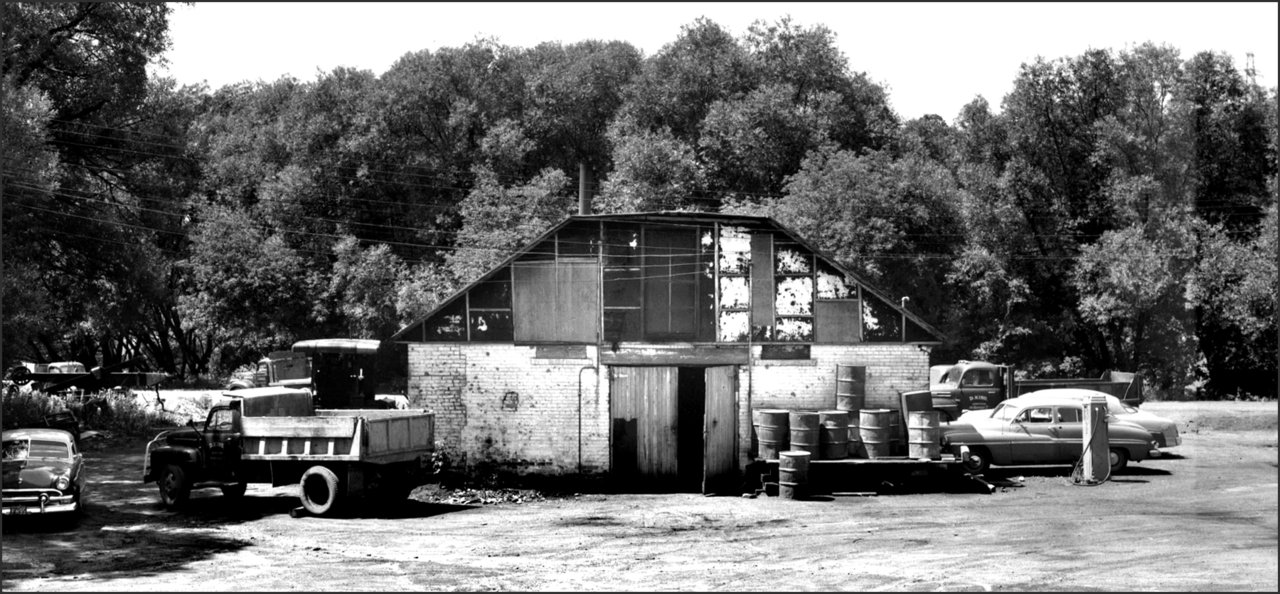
[1106,400,1139,415]
[936,368,959,387]
[2,438,69,461]
[989,403,1019,422]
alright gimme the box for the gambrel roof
[391,211,944,344]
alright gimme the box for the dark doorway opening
[676,366,706,492]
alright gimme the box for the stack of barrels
[835,364,866,458]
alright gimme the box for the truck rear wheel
[158,464,191,508]
[299,466,342,516]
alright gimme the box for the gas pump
[1079,394,1110,484]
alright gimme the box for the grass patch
[2,389,177,440]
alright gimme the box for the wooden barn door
[610,366,679,486]
[702,365,738,494]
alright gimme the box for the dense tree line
[2,5,1275,397]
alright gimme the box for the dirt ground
[2,399,1276,591]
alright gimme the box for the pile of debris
[410,484,560,506]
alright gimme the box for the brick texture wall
[407,342,930,477]
[407,344,607,475]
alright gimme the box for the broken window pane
[775,277,813,316]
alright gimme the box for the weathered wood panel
[703,365,738,494]
[512,260,600,343]
[751,233,774,327]
[600,345,749,366]
[815,299,862,343]
[610,366,678,480]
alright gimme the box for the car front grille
[2,488,73,505]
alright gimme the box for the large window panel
[512,260,600,343]
[643,227,700,339]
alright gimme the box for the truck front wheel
[158,464,191,508]
[299,466,342,516]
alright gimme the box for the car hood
[2,459,71,490]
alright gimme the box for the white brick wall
[407,344,608,475]
[407,342,931,477]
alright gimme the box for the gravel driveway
[3,400,1275,591]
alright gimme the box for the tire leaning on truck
[299,465,343,516]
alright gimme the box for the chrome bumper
[2,490,78,514]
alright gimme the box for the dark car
[2,427,87,517]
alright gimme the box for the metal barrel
[753,408,789,460]
[907,410,942,460]
[818,410,849,460]
[859,409,894,459]
[788,411,820,456]
[778,450,811,499]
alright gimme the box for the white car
[952,389,1180,448]
[1015,389,1181,448]
[939,391,1159,474]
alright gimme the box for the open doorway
[676,367,706,491]
[609,365,737,494]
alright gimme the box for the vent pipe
[578,162,589,215]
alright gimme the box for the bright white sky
[154,1,1278,122]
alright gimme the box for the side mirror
[186,418,196,428]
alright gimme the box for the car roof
[1016,388,1117,403]
[2,427,75,441]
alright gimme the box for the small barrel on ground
[778,450,811,500]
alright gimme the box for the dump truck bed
[239,409,434,465]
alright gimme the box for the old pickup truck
[928,360,1144,421]
[142,387,434,516]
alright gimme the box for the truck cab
[929,360,1013,420]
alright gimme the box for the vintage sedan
[1016,389,1181,448]
[940,392,1160,475]
[2,427,86,517]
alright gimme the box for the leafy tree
[322,236,407,339]
[740,147,965,321]
[520,40,642,185]
[596,120,707,212]
[1072,224,1198,391]
[178,204,314,369]
[444,166,574,283]
[617,17,756,143]
[1189,208,1277,397]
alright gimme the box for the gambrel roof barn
[393,211,943,493]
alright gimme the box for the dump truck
[141,387,434,517]
[928,360,1144,421]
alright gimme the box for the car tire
[221,482,247,499]
[299,466,342,516]
[1109,448,1128,474]
[158,464,191,508]
[962,446,991,475]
